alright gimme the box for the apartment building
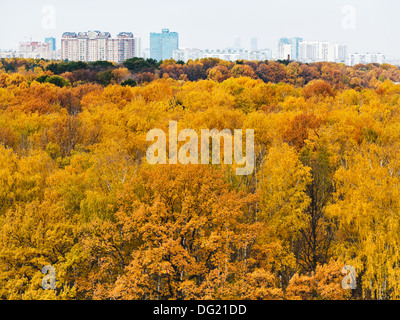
[61,30,137,63]
[298,41,347,63]
[172,48,273,63]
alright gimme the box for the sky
[0,0,398,59]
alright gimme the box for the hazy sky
[0,0,398,59]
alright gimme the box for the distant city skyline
[0,31,390,66]
[0,0,398,61]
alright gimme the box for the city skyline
[0,0,397,60]
[1,29,390,67]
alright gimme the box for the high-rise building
[278,38,292,60]
[299,41,347,62]
[332,43,347,63]
[278,37,303,60]
[298,41,347,63]
[134,35,142,58]
[298,41,316,62]
[234,36,241,49]
[61,30,136,63]
[150,28,179,61]
[290,37,303,61]
[45,37,56,51]
[250,37,258,51]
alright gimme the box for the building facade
[18,41,60,60]
[250,49,273,61]
[278,38,292,60]
[133,35,142,58]
[172,48,273,62]
[150,29,179,61]
[278,37,347,63]
[173,48,202,62]
[61,30,137,63]
[1,39,60,60]
[349,53,386,66]
[250,37,258,51]
[298,41,347,63]
[277,37,303,60]
[202,49,246,61]
[45,37,56,51]
[290,37,303,61]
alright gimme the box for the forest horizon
[0,57,400,301]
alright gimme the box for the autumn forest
[1,57,400,300]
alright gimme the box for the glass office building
[290,37,303,61]
[45,37,56,51]
[150,29,179,61]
